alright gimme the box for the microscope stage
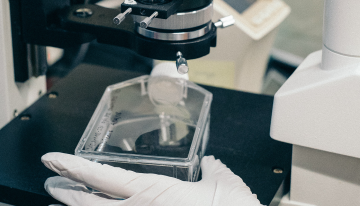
[0,64,291,205]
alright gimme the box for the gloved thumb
[200,156,235,180]
[199,156,264,206]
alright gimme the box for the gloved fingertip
[41,153,68,171]
[41,152,96,176]
[41,152,71,163]
[44,176,61,194]
[42,153,65,174]
[44,162,62,175]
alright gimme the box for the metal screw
[13,110,18,117]
[140,11,159,28]
[273,168,283,174]
[74,8,93,18]
[176,51,189,75]
[215,15,235,28]
[48,92,58,99]
[20,115,31,121]
[113,8,132,25]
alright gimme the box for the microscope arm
[15,0,216,61]
[58,4,217,61]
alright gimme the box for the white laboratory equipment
[270,0,360,205]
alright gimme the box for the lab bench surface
[0,64,291,205]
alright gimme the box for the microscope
[0,0,292,205]
[0,0,221,129]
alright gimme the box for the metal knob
[113,8,132,25]
[140,11,159,28]
[214,15,235,28]
[176,52,189,75]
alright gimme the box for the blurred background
[264,0,324,95]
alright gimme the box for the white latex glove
[42,153,263,206]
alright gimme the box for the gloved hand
[42,153,263,206]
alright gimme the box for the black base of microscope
[0,64,291,205]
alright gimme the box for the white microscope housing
[271,0,360,205]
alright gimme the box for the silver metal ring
[132,3,213,30]
[136,22,212,41]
